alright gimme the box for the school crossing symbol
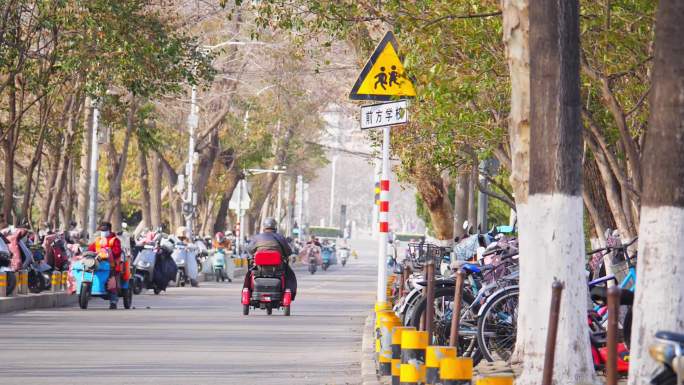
[349,31,416,101]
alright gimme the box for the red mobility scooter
[241,250,292,316]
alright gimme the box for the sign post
[350,31,415,304]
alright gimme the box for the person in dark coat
[243,218,297,300]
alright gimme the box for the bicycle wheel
[476,287,519,362]
[408,286,481,365]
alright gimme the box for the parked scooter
[0,234,16,294]
[649,331,684,384]
[4,229,52,293]
[172,240,199,287]
[132,233,177,295]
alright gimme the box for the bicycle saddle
[655,331,684,344]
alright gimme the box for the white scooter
[172,240,199,287]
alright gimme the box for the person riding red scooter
[241,218,297,316]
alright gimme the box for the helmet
[215,232,225,241]
[262,217,277,231]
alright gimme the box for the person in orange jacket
[212,232,232,251]
[88,222,122,309]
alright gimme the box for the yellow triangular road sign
[349,31,416,101]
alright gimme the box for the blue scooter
[321,245,336,271]
[72,251,132,310]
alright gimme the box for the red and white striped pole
[377,125,391,302]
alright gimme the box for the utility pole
[87,103,100,240]
[184,86,199,237]
[329,154,338,227]
[276,173,283,228]
[236,179,244,256]
[296,175,303,241]
[376,126,390,303]
[372,161,380,238]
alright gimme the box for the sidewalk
[0,291,76,314]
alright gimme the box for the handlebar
[586,237,638,255]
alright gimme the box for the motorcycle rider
[87,222,122,309]
[212,231,232,250]
[243,218,297,300]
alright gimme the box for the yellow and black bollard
[61,271,68,291]
[51,271,61,292]
[440,357,473,384]
[376,309,399,361]
[475,374,514,385]
[379,314,402,376]
[17,270,28,295]
[400,330,428,385]
[391,326,415,385]
[425,346,456,384]
[0,272,7,297]
[375,301,392,312]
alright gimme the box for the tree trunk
[413,163,453,241]
[156,150,181,232]
[628,1,684,382]
[150,151,162,229]
[19,111,49,226]
[76,97,94,232]
[105,94,136,232]
[503,0,530,205]
[582,157,615,244]
[516,1,598,384]
[212,168,240,233]
[586,135,635,240]
[137,142,151,230]
[453,172,469,239]
[48,94,82,228]
[2,75,17,224]
[64,158,75,228]
[39,150,60,226]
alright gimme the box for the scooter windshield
[135,249,156,266]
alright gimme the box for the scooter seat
[656,331,684,344]
[254,250,282,266]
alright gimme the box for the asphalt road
[0,239,377,385]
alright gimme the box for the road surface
[0,239,377,385]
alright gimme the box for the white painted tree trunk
[515,196,599,385]
[627,207,684,383]
[628,1,684,381]
[502,0,530,364]
[502,0,530,204]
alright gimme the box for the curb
[361,311,390,385]
[198,267,248,282]
[0,292,77,314]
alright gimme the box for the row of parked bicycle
[387,225,638,376]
